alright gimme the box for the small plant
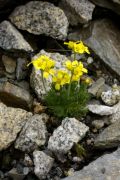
[28,41,91,119]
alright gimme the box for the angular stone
[68,19,120,77]
[0,21,33,52]
[94,120,120,149]
[15,114,48,152]
[91,0,120,15]
[101,87,120,106]
[33,151,54,179]
[88,104,116,115]
[0,102,32,151]
[9,1,68,40]
[88,77,105,97]
[30,50,68,99]
[59,0,95,25]
[16,58,28,80]
[48,117,89,154]
[63,148,120,180]
[2,55,16,74]
[0,81,33,109]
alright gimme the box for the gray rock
[88,77,105,97]
[0,102,32,151]
[0,21,33,52]
[0,81,33,109]
[59,0,95,25]
[91,0,120,15]
[88,104,116,115]
[8,168,25,180]
[109,101,120,123]
[101,87,120,106]
[63,148,120,180]
[94,120,120,149]
[2,55,16,74]
[68,19,120,77]
[15,114,48,152]
[30,50,68,99]
[9,1,68,40]
[33,151,54,179]
[48,117,89,154]
[16,58,28,80]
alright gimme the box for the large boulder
[68,19,120,77]
[0,21,33,52]
[0,102,32,151]
[59,0,95,25]
[9,1,69,40]
[63,148,120,180]
[91,0,120,15]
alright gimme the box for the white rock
[48,117,89,154]
[33,151,54,179]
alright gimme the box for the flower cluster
[27,55,55,78]
[52,70,70,90]
[64,41,90,54]
[65,60,88,82]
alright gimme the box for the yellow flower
[27,55,55,79]
[52,70,70,90]
[85,77,92,84]
[64,41,90,54]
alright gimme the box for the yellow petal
[43,71,49,79]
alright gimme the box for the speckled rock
[30,50,68,99]
[16,58,28,80]
[0,102,32,151]
[68,19,120,77]
[48,117,89,154]
[101,87,120,106]
[9,1,68,40]
[59,0,95,25]
[88,104,116,115]
[63,148,120,180]
[33,151,54,179]
[0,21,33,52]
[94,120,120,149]
[0,81,33,109]
[15,114,48,152]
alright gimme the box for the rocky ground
[0,0,120,180]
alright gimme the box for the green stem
[67,73,73,98]
[74,53,76,60]
[41,70,47,93]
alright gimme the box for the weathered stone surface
[68,19,120,77]
[15,114,48,152]
[91,0,120,15]
[88,77,105,97]
[48,117,89,154]
[63,148,120,180]
[59,0,95,25]
[88,104,116,115]
[94,120,120,149]
[16,58,28,80]
[9,1,68,40]
[109,101,120,123]
[0,21,33,52]
[101,87,120,106]
[33,151,54,179]
[0,81,33,109]
[30,50,68,99]
[2,55,16,74]
[0,102,32,151]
